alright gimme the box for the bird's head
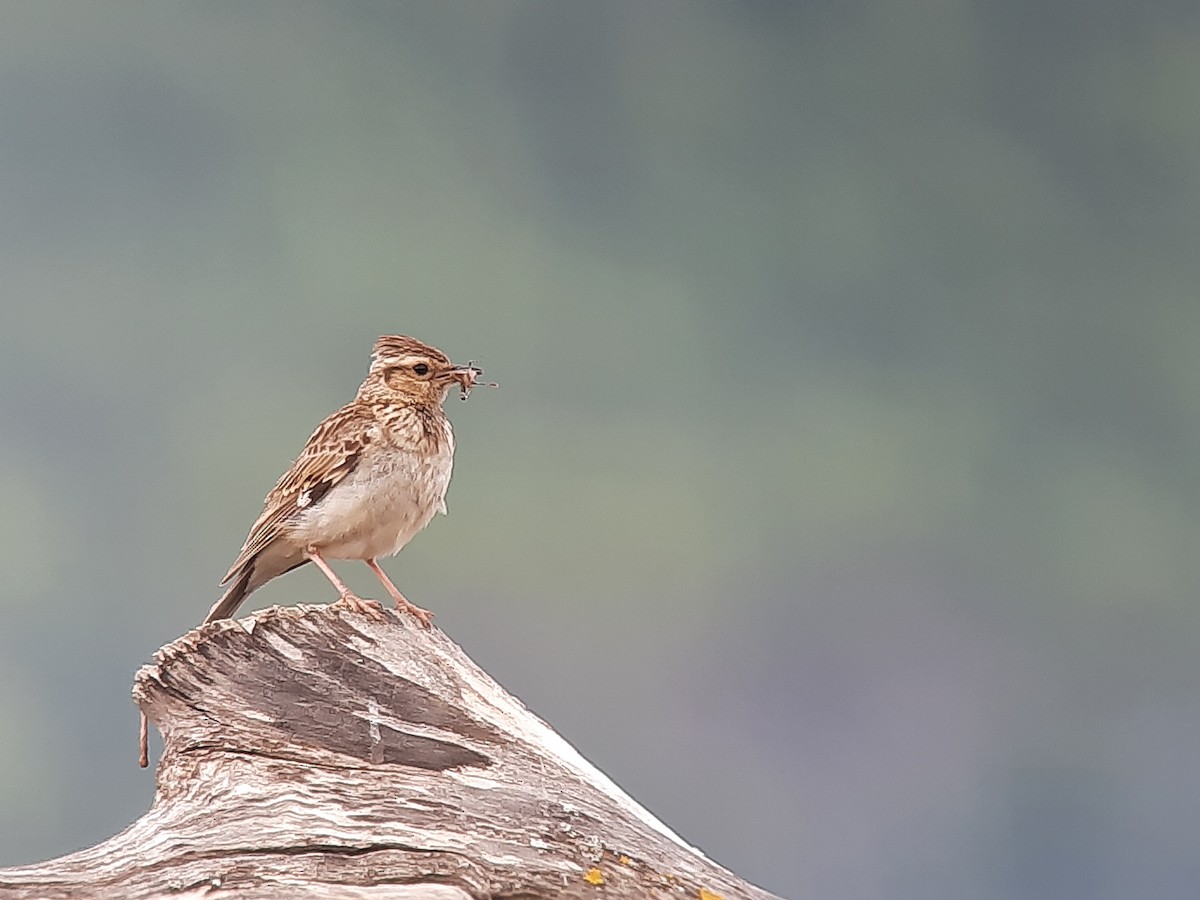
[360,335,486,406]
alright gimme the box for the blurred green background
[2,2,1198,897]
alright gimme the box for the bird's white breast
[291,428,454,561]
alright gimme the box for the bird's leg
[365,558,434,628]
[306,547,387,621]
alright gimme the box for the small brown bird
[203,335,491,627]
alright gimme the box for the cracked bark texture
[0,605,780,900]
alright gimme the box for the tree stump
[0,605,780,899]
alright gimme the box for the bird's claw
[333,592,389,622]
[396,599,435,629]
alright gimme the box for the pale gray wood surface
[0,606,780,899]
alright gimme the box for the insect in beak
[453,362,498,401]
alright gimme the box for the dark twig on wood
[0,605,781,900]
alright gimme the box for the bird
[202,334,490,628]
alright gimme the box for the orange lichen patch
[698,889,725,900]
[584,867,605,885]
[619,855,632,865]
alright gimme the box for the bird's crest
[371,335,451,371]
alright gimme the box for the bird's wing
[221,404,369,584]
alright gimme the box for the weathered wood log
[0,605,780,900]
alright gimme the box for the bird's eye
[412,363,429,376]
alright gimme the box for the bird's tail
[203,565,255,624]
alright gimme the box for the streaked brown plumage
[203,335,489,627]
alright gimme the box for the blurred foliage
[1,2,1199,897]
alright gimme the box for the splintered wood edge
[133,604,335,704]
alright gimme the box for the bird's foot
[332,591,388,622]
[361,558,435,628]
[394,596,435,629]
